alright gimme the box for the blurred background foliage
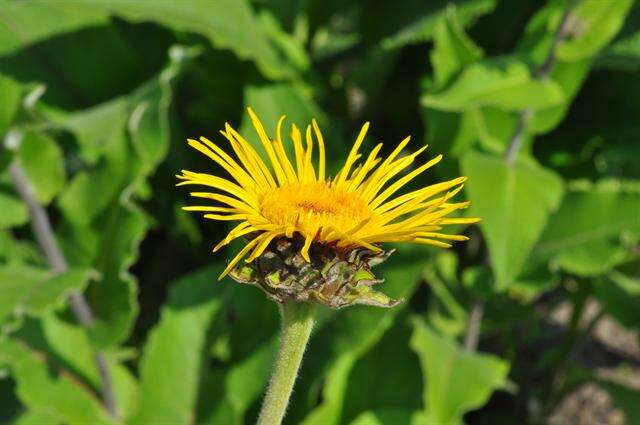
[0,0,639,424]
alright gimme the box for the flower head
[178,109,478,306]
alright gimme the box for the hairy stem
[258,301,315,425]
[8,162,119,419]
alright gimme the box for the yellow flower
[178,108,479,279]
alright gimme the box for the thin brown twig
[464,299,485,351]
[8,162,119,419]
[505,2,575,164]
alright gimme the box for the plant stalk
[504,0,575,164]
[258,300,315,425]
[8,162,119,419]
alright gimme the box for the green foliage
[132,264,223,423]
[17,132,65,205]
[0,0,639,423]
[0,265,94,329]
[423,60,565,112]
[410,318,509,424]
[462,152,564,289]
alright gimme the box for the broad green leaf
[132,264,223,424]
[0,339,113,425]
[422,60,565,112]
[13,314,139,420]
[88,204,148,348]
[57,52,185,347]
[531,180,640,275]
[410,318,509,425]
[0,73,21,135]
[57,125,129,226]
[0,1,109,56]
[594,272,640,332]
[47,97,129,165]
[0,264,93,326]
[297,248,427,425]
[380,0,495,50]
[557,0,634,62]
[0,191,27,229]
[430,5,483,87]
[17,132,65,205]
[462,151,564,289]
[67,0,293,80]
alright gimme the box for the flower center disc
[260,182,371,234]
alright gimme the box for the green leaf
[12,314,140,421]
[17,132,65,205]
[132,264,223,424]
[462,151,564,289]
[430,5,483,88]
[0,73,21,136]
[68,0,293,80]
[0,339,113,425]
[422,60,565,112]
[410,318,509,424]
[381,0,495,50]
[0,264,93,327]
[531,180,640,275]
[594,272,640,332]
[87,204,148,348]
[296,248,427,425]
[57,125,129,226]
[56,53,186,347]
[0,1,109,57]
[48,97,129,165]
[557,0,634,62]
[0,191,28,230]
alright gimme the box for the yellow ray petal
[312,119,326,181]
[247,107,288,185]
[218,235,264,280]
[335,122,369,188]
[369,154,443,210]
[245,232,279,262]
[303,125,316,183]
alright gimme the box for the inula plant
[178,109,478,423]
[2,1,638,423]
